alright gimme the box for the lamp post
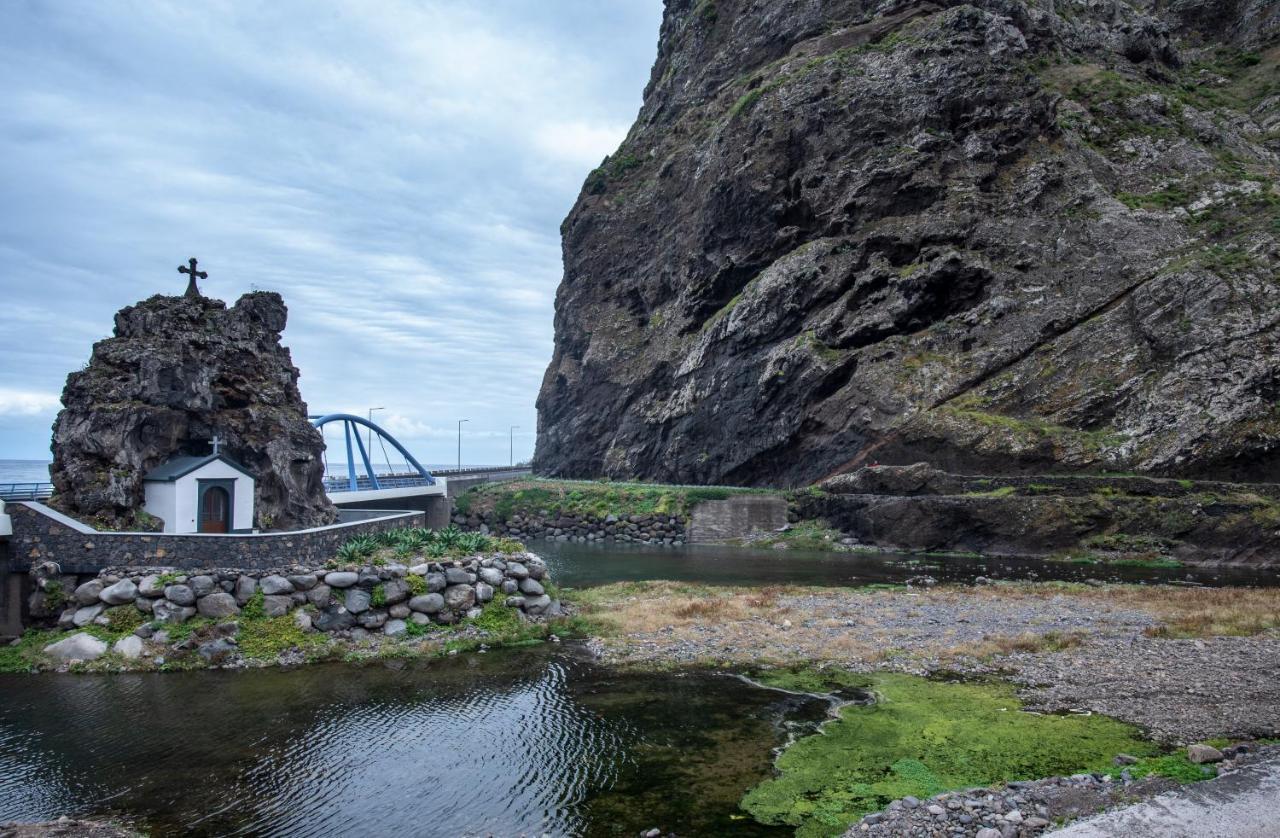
[367,407,384,473]
[509,425,519,467]
[457,419,468,471]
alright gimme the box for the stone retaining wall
[7,502,424,574]
[452,508,687,546]
[31,552,557,640]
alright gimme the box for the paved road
[1046,756,1280,837]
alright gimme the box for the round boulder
[443,584,476,612]
[72,604,104,627]
[73,580,103,605]
[164,584,196,606]
[408,593,445,614]
[259,575,295,596]
[287,573,318,591]
[234,575,257,605]
[44,632,108,662]
[197,592,241,618]
[345,588,372,614]
[99,578,138,606]
[262,595,293,617]
[306,584,332,608]
[113,635,143,659]
[324,571,359,588]
[153,600,196,624]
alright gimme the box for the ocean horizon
[0,459,510,486]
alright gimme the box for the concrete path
[1046,756,1280,837]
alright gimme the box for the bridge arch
[310,413,435,491]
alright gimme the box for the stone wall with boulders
[30,551,558,644]
[452,508,687,546]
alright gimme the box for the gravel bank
[1000,635,1280,744]
[842,745,1280,838]
[581,583,1280,744]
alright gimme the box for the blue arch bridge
[0,415,528,511]
[309,413,530,523]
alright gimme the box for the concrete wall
[332,494,451,528]
[6,502,424,574]
[687,495,789,543]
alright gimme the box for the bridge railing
[0,482,54,501]
[322,467,530,493]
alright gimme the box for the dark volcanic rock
[50,292,336,530]
[535,0,1280,487]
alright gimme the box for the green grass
[1117,185,1194,210]
[740,671,1163,837]
[337,526,525,564]
[0,629,72,673]
[458,479,773,524]
[584,151,643,194]
[748,519,847,552]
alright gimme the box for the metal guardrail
[0,482,54,501]
[430,467,532,477]
[323,467,530,493]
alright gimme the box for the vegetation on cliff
[535,0,1280,487]
[453,478,771,522]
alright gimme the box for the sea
[0,459,51,485]
[0,459,500,487]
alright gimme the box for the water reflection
[536,540,1276,589]
[0,647,803,836]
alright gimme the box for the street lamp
[457,419,469,471]
[368,407,384,473]
[509,425,519,467]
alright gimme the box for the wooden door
[200,486,230,533]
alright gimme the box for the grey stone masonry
[453,508,688,546]
[8,502,424,574]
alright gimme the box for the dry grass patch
[945,630,1087,662]
[1106,587,1280,638]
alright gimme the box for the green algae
[741,671,1160,838]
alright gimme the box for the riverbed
[0,644,822,836]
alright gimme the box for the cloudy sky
[0,0,663,467]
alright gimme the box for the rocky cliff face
[50,292,336,530]
[535,0,1280,487]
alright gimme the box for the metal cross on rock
[178,257,208,298]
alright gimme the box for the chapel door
[200,486,230,533]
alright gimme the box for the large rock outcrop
[50,292,336,530]
[535,0,1280,487]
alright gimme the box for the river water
[0,645,816,836]
[1,540,1273,835]
[537,539,1278,589]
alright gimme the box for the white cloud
[0,0,664,461]
[0,389,60,417]
[532,120,630,168]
